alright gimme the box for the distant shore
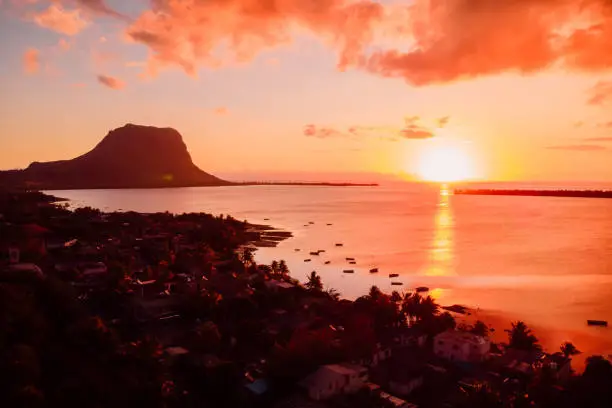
[455,188,612,199]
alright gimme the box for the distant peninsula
[0,124,377,190]
[455,188,612,199]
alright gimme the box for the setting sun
[417,144,475,182]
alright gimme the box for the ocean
[52,182,612,364]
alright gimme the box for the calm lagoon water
[53,182,612,362]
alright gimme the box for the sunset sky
[2,0,612,182]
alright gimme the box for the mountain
[0,124,229,190]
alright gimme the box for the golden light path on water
[426,184,455,277]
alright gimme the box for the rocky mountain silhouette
[0,124,229,190]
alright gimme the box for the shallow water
[53,182,612,362]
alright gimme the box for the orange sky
[2,0,612,182]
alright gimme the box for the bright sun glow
[417,144,474,182]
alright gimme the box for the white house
[434,330,490,362]
[299,363,368,400]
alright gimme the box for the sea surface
[52,182,612,365]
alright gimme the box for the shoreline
[455,188,612,199]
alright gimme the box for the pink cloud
[587,81,612,105]
[23,47,40,74]
[96,74,125,90]
[118,0,612,85]
[57,38,71,51]
[213,107,229,115]
[124,0,383,76]
[32,4,88,36]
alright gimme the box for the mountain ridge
[0,124,229,190]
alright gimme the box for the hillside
[0,124,229,190]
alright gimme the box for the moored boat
[415,286,429,293]
[369,268,378,273]
[391,282,403,286]
[587,320,608,327]
[389,273,399,278]
[343,270,355,274]
[304,259,311,262]
[335,243,343,247]
[324,261,331,264]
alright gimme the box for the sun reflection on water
[426,184,456,276]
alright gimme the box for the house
[434,330,490,362]
[299,363,368,401]
[537,353,572,382]
[396,328,427,348]
[389,375,424,397]
[358,342,393,367]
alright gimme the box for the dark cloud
[97,74,125,90]
[76,0,127,20]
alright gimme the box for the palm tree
[368,285,383,302]
[401,292,421,323]
[278,260,289,278]
[326,288,341,301]
[305,271,323,291]
[241,247,254,266]
[560,341,581,358]
[271,260,279,275]
[419,295,440,320]
[390,291,402,303]
[471,320,489,337]
[506,321,541,352]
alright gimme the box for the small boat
[295,249,301,252]
[318,250,326,253]
[309,221,315,224]
[303,224,309,227]
[324,261,331,264]
[304,259,311,262]
[349,261,356,265]
[369,268,379,273]
[587,320,608,327]
[327,223,333,226]
[335,243,343,247]
[310,251,320,256]
[389,273,399,278]
[343,270,355,274]
[263,218,270,221]
[415,286,429,293]
[391,282,403,286]
[346,257,355,261]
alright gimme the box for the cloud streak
[96,74,125,90]
[584,137,612,142]
[305,116,438,140]
[547,144,607,151]
[587,81,612,105]
[23,48,40,74]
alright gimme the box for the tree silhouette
[471,320,489,337]
[560,342,581,358]
[305,271,323,291]
[326,288,341,300]
[278,260,289,277]
[368,285,383,302]
[506,321,541,352]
